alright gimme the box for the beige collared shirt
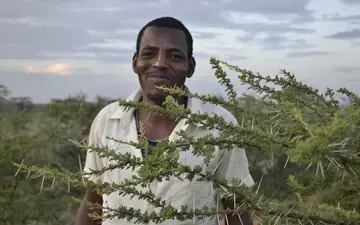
[84,87,254,225]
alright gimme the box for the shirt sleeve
[83,113,104,183]
[214,111,254,188]
[215,147,255,188]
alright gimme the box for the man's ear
[186,57,196,78]
[132,52,138,74]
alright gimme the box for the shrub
[14,58,360,225]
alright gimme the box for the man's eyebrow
[140,45,158,51]
[140,45,185,53]
[166,47,184,53]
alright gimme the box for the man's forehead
[143,26,185,35]
[140,26,187,48]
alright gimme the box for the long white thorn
[286,205,296,215]
[256,176,263,195]
[348,165,358,177]
[213,156,224,174]
[274,214,282,225]
[236,213,244,225]
[40,166,45,192]
[256,194,263,206]
[268,204,277,213]
[305,162,312,171]
[308,204,313,214]
[284,156,290,169]
[216,195,221,225]
[193,191,196,224]
[26,170,31,179]
[316,162,319,176]
[78,154,86,187]
[51,177,56,190]
[269,213,278,222]
[319,161,324,179]
[14,159,24,177]
[233,191,236,209]
[249,211,254,223]
[274,129,280,138]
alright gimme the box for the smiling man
[74,17,256,225]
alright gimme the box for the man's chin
[146,90,169,105]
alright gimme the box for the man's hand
[252,216,259,225]
[74,185,103,225]
[219,212,260,225]
[221,197,261,225]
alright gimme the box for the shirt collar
[109,87,203,122]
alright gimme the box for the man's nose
[153,53,168,69]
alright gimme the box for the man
[75,17,257,225]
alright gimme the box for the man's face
[133,26,195,104]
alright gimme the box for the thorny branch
[12,57,360,224]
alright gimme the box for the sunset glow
[26,63,71,76]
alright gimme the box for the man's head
[132,17,196,105]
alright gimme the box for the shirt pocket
[102,141,137,184]
[101,142,148,215]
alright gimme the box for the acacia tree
[15,58,360,224]
[0,84,10,97]
[0,93,113,225]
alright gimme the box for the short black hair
[135,16,193,58]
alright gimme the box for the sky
[1,0,360,103]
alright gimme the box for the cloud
[1,0,313,28]
[325,28,360,40]
[1,0,360,103]
[0,20,136,62]
[287,51,332,57]
[193,51,248,61]
[339,0,360,4]
[193,52,216,60]
[324,14,360,23]
[333,66,360,73]
[3,1,312,30]
[237,34,314,51]
[0,70,134,103]
[225,55,249,61]
[192,32,219,39]
[26,63,71,76]
[0,0,316,62]
[322,13,360,27]
[332,67,360,83]
[263,36,313,51]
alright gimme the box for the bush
[0,94,113,225]
[13,58,360,224]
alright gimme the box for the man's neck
[137,94,187,140]
[139,110,175,127]
[140,94,186,124]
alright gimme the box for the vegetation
[0,89,114,225]
[1,58,360,224]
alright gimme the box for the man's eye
[142,52,155,57]
[170,54,184,60]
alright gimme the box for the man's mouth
[148,73,170,80]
